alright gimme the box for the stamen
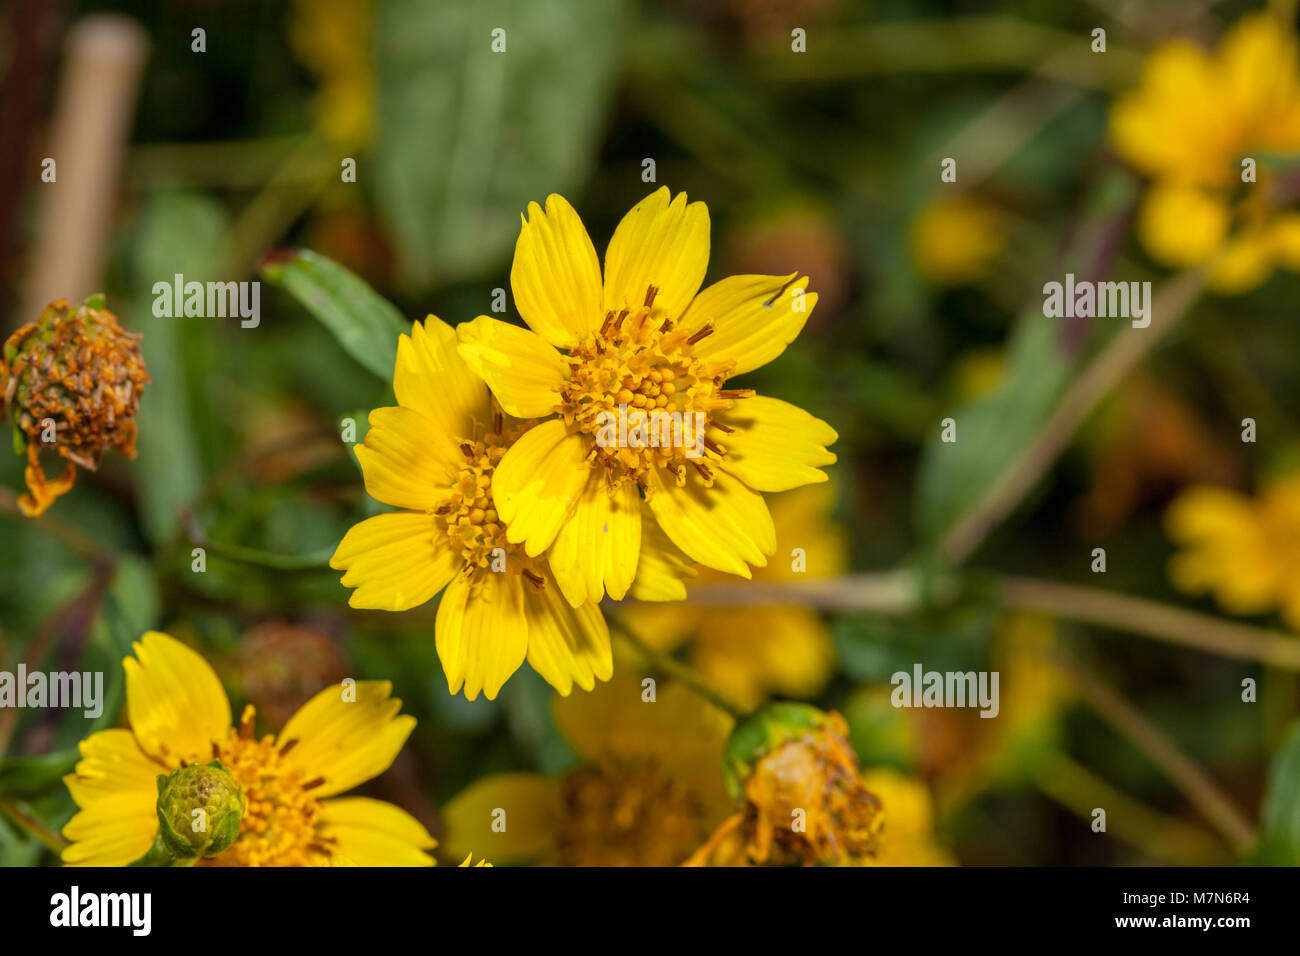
[522,568,546,588]
[709,418,734,433]
[644,285,659,307]
[686,324,714,345]
[703,436,726,457]
[718,389,754,400]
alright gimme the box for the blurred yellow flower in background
[1165,475,1300,630]
[625,483,845,708]
[442,672,733,866]
[290,0,374,149]
[62,631,433,866]
[858,768,952,867]
[1110,12,1300,293]
[330,317,612,701]
[909,193,1010,286]
[457,187,837,603]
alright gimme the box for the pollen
[435,417,539,582]
[557,285,742,489]
[192,708,327,867]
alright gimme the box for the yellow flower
[625,484,844,708]
[456,188,837,606]
[441,672,733,866]
[329,316,613,701]
[1110,12,1300,292]
[62,631,434,866]
[1166,476,1300,630]
[909,193,1010,286]
[289,0,373,149]
[1110,13,1300,189]
[458,853,492,867]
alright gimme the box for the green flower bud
[155,760,246,860]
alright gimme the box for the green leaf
[0,750,79,799]
[1255,720,1300,865]
[260,248,407,380]
[125,193,227,546]
[372,0,625,285]
[914,171,1140,545]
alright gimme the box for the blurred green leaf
[125,193,228,546]
[260,249,408,380]
[0,750,78,799]
[372,0,624,284]
[1255,720,1300,865]
[914,171,1139,545]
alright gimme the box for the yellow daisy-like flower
[441,672,733,866]
[62,631,434,867]
[625,484,844,708]
[1110,12,1300,292]
[456,187,837,606]
[1165,476,1300,630]
[329,316,612,701]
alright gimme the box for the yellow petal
[435,570,529,701]
[548,473,641,605]
[394,316,491,439]
[492,419,589,556]
[681,273,817,376]
[1137,184,1229,269]
[61,812,159,866]
[715,396,837,492]
[124,631,232,763]
[603,187,710,320]
[522,576,613,696]
[511,195,603,348]
[354,405,461,511]
[456,315,568,419]
[331,511,460,611]
[645,467,775,577]
[61,729,162,866]
[276,680,415,798]
[319,797,435,866]
[442,772,563,864]
[628,503,697,601]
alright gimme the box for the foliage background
[1,0,1298,866]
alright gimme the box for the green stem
[610,619,749,722]
[0,798,67,854]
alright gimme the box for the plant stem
[938,267,1207,565]
[1033,751,1232,865]
[1052,654,1257,853]
[672,572,1300,670]
[610,619,749,722]
[0,798,67,853]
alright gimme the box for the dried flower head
[2,295,148,516]
[689,703,884,866]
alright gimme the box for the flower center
[552,757,708,866]
[432,420,545,584]
[557,285,746,490]
[187,709,328,867]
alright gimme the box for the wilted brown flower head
[233,621,350,729]
[689,703,884,866]
[1,295,148,516]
